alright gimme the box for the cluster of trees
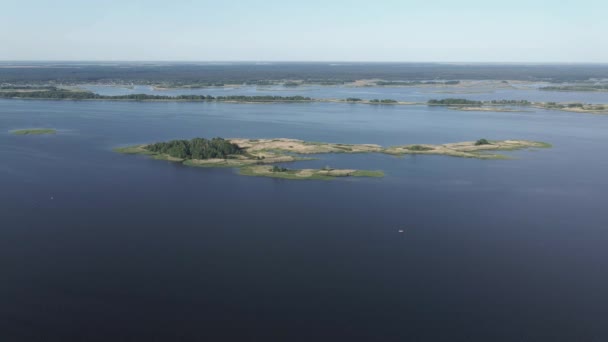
[376,80,460,86]
[370,99,398,104]
[244,80,276,86]
[145,138,242,159]
[475,139,491,146]
[346,98,362,102]
[487,99,531,105]
[0,85,59,90]
[428,98,483,106]
[541,85,608,92]
[542,102,607,111]
[0,90,100,99]
[271,166,289,172]
[215,95,311,102]
[178,83,225,88]
[407,145,433,151]
[0,89,312,102]
[305,79,352,85]
[544,102,584,109]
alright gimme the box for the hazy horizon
[2,61,608,65]
[2,0,607,63]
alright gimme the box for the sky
[1,0,607,62]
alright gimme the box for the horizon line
[1,60,608,65]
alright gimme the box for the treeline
[376,80,460,86]
[175,83,226,88]
[0,85,59,90]
[487,100,531,105]
[215,95,311,102]
[542,102,607,110]
[0,90,100,99]
[428,98,532,106]
[428,98,483,106]
[8,62,608,84]
[545,102,584,108]
[0,89,312,102]
[305,79,350,85]
[540,85,608,92]
[370,99,398,104]
[146,137,242,159]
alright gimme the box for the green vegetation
[0,85,58,91]
[369,99,398,104]
[539,102,607,112]
[158,82,226,88]
[113,145,156,154]
[145,138,242,159]
[239,166,384,180]
[4,63,608,86]
[303,79,351,85]
[428,98,483,106]
[11,128,56,135]
[487,99,531,106]
[540,84,608,92]
[406,145,434,151]
[271,165,289,172]
[428,98,534,112]
[116,137,550,181]
[244,80,276,86]
[3,88,599,115]
[351,170,385,177]
[0,89,313,103]
[376,80,460,86]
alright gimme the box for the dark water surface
[1,99,608,341]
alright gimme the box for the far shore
[2,85,607,114]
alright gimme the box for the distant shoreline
[1,87,607,114]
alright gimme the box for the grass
[351,170,385,177]
[152,154,184,162]
[238,166,384,180]
[113,145,155,154]
[238,167,334,180]
[11,128,56,135]
[406,145,434,151]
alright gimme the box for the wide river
[1,95,608,341]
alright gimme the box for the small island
[115,137,551,180]
[540,84,608,92]
[11,128,56,135]
[427,98,608,114]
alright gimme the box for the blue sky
[1,0,606,62]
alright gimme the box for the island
[540,84,608,92]
[11,128,56,135]
[427,98,608,114]
[114,137,551,180]
[2,87,605,114]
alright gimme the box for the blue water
[1,99,608,341]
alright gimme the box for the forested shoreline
[0,89,312,102]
